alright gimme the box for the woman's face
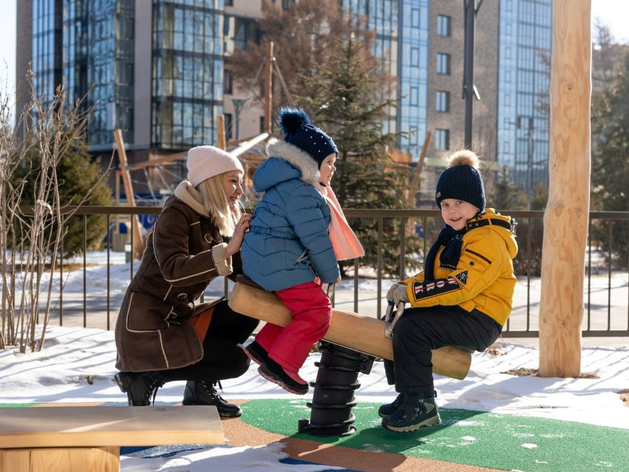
[319,153,337,185]
[221,170,244,210]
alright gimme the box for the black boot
[115,371,165,406]
[182,380,242,418]
[381,394,441,433]
[378,393,405,418]
[244,340,269,366]
[379,390,437,418]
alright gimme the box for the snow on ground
[1,250,629,470]
[1,325,628,471]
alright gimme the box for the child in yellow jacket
[380,149,518,433]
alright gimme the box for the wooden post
[539,0,591,377]
[113,129,145,261]
[216,115,226,150]
[407,130,432,202]
[264,41,274,134]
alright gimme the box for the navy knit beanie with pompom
[278,107,338,168]
[435,150,486,211]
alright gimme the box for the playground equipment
[228,278,472,436]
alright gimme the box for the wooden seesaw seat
[0,406,223,472]
[228,278,472,380]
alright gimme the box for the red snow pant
[255,281,332,373]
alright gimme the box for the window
[410,87,418,106]
[282,0,295,10]
[436,15,451,37]
[225,0,233,5]
[436,53,450,75]
[411,8,420,27]
[411,47,419,66]
[436,91,450,112]
[224,113,233,141]
[435,129,450,150]
[224,68,232,94]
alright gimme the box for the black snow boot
[381,394,441,432]
[182,380,242,418]
[244,340,270,366]
[115,371,166,406]
[379,391,436,418]
[378,393,405,418]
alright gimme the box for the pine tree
[299,36,419,276]
[491,166,525,211]
[591,51,629,265]
[14,135,113,255]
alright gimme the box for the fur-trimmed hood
[257,138,320,189]
[173,180,209,217]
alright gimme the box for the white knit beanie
[186,146,244,187]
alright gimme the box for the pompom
[447,149,480,169]
[278,107,310,136]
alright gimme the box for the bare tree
[227,0,389,112]
[0,73,112,353]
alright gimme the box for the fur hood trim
[174,181,209,217]
[266,138,320,185]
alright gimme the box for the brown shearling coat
[115,181,240,372]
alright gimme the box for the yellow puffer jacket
[402,209,518,326]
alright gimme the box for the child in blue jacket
[241,108,341,395]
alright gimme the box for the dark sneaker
[378,393,405,418]
[244,341,269,366]
[258,357,308,395]
[114,371,165,406]
[182,380,242,418]
[381,396,440,432]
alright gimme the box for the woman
[114,145,259,418]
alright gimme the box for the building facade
[17,0,552,204]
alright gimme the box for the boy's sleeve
[285,186,339,284]
[405,230,505,308]
[402,271,425,285]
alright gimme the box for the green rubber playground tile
[241,399,629,472]
[0,403,38,407]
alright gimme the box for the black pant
[162,300,259,383]
[384,305,502,397]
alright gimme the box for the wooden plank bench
[0,405,223,472]
[228,280,473,380]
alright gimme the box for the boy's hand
[386,283,408,305]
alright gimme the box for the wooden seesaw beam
[228,281,472,380]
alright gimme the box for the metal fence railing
[8,206,629,338]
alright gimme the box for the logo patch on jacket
[455,270,468,285]
[413,277,460,300]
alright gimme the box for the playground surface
[1,325,628,471]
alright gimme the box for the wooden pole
[538,0,591,377]
[264,41,274,134]
[113,129,145,261]
[228,282,472,380]
[406,130,432,202]
[216,115,226,150]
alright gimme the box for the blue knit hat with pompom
[278,107,338,168]
[435,150,486,211]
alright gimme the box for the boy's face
[319,153,337,185]
[440,198,480,231]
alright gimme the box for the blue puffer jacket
[242,139,339,292]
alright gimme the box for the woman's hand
[225,213,253,258]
